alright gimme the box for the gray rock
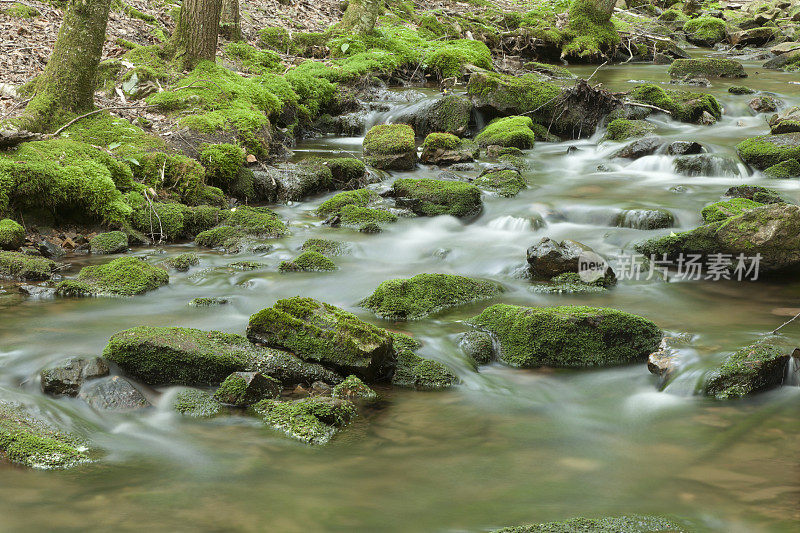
[19,285,56,298]
[615,209,675,230]
[459,331,495,365]
[79,376,150,410]
[394,94,473,137]
[673,154,740,176]
[37,240,65,259]
[250,347,343,386]
[40,357,110,397]
[611,137,662,159]
[704,340,796,399]
[667,141,703,155]
[526,237,616,283]
[213,371,281,406]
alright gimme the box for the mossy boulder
[729,85,756,95]
[0,219,25,250]
[492,515,690,533]
[764,159,800,178]
[0,400,91,469]
[253,159,336,203]
[684,16,727,46]
[253,396,357,445]
[0,251,57,281]
[396,94,473,137]
[363,124,417,170]
[89,231,128,254]
[466,69,560,119]
[250,346,343,386]
[326,158,368,189]
[475,116,536,149]
[162,252,200,272]
[668,58,746,79]
[103,326,257,386]
[391,333,458,390]
[317,189,378,217]
[331,375,379,403]
[338,205,398,228]
[603,119,655,142]
[768,107,800,134]
[194,225,243,249]
[247,297,396,382]
[730,26,780,47]
[214,371,281,406]
[473,169,527,197]
[57,257,168,296]
[704,339,795,399]
[724,185,785,204]
[459,330,495,365]
[629,84,721,124]
[361,273,503,320]
[736,133,800,170]
[527,237,616,286]
[199,143,254,200]
[701,198,764,223]
[300,238,350,256]
[420,133,478,166]
[634,203,800,274]
[468,304,662,369]
[172,389,222,418]
[279,251,337,272]
[392,178,482,218]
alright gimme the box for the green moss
[684,16,727,46]
[476,116,536,149]
[764,159,800,178]
[363,124,417,170]
[468,304,662,368]
[701,198,764,223]
[172,389,222,418]
[492,514,691,533]
[327,158,367,187]
[705,339,793,399]
[361,273,503,320]
[392,178,482,218]
[0,251,56,281]
[214,372,280,406]
[247,297,396,382]
[668,58,746,78]
[317,189,378,216]
[130,202,189,241]
[392,343,458,390]
[423,133,461,151]
[3,2,39,17]
[0,219,25,250]
[332,375,379,403]
[604,119,656,141]
[194,225,243,248]
[199,143,254,200]
[227,206,287,237]
[253,396,357,445]
[563,0,621,61]
[279,250,337,272]
[630,84,722,123]
[103,326,257,385]
[258,27,292,51]
[473,169,527,197]
[424,39,493,78]
[189,297,230,307]
[162,252,199,272]
[133,152,210,206]
[729,85,756,95]
[57,113,165,159]
[224,42,283,75]
[89,231,128,254]
[466,70,561,119]
[59,257,169,296]
[736,133,800,170]
[300,239,350,256]
[658,8,689,23]
[0,401,90,469]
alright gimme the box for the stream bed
[1,55,799,532]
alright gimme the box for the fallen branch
[48,104,155,137]
[622,100,672,115]
[586,61,608,83]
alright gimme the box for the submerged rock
[214,371,281,406]
[360,273,503,320]
[247,297,395,382]
[492,514,690,533]
[749,96,779,114]
[615,209,674,230]
[188,297,229,307]
[300,238,351,256]
[673,154,740,177]
[0,400,91,469]
[40,357,110,397]
[79,376,151,411]
[704,339,796,399]
[0,251,57,281]
[253,396,357,445]
[391,178,482,218]
[467,304,662,369]
[363,124,417,170]
[172,389,221,418]
[89,231,128,255]
[667,141,703,156]
[526,237,616,285]
[56,257,169,296]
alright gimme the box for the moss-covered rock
[701,198,764,223]
[603,119,656,142]
[0,251,56,281]
[466,70,561,127]
[0,400,91,469]
[361,273,503,320]
[214,371,281,406]
[254,159,337,203]
[724,184,785,205]
[0,219,25,250]
[398,94,473,137]
[764,159,800,178]
[338,205,398,227]
[89,231,128,254]
[363,124,417,170]
[331,375,379,403]
[279,251,337,272]
[317,189,378,217]
[188,297,229,307]
[172,389,222,418]
[468,304,662,369]
[684,16,727,46]
[162,252,200,272]
[199,143,254,200]
[392,178,482,218]
[194,225,243,249]
[704,339,794,399]
[300,238,350,256]
[769,107,800,134]
[391,336,458,390]
[247,297,396,382]
[729,85,756,95]
[326,158,368,189]
[629,84,721,123]
[420,133,478,166]
[562,0,621,61]
[475,116,537,149]
[736,133,800,170]
[668,58,746,79]
[252,396,357,445]
[473,169,527,197]
[57,257,168,296]
[103,326,259,386]
[459,330,495,365]
[492,514,691,533]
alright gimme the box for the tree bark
[340,0,382,34]
[19,0,112,132]
[171,0,223,71]
[220,0,242,41]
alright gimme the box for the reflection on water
[1,57,800,532]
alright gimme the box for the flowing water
[1,54,800,532]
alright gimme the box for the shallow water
[2,53,800,532]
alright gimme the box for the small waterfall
[486,215,532,232]
[786,349,800,387]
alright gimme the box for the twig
[773,310,800,335]
[142,188,164,244]
[586,61,608,83]
[49,104,154,137]
[622,100,672,115]
[0,96,32,121]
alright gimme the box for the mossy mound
[247,297,396,382]
[492,514,691,533]
[704,339,794,399]
[214,372,281,406]
[467,70,560,122]
[103,327,258,386]
[603,119,656,142]
[392,178,482,218]
[0,251,56,281]
[326,158,367,189]
[729,85,756,95]
[332,375,379,403]
[0,219,25,250]
[361,273,503,320]
[391,335,458,390]
[476,116,537,149]
[194,225,242,249]
[89,231,128,254]
[253,396,357,445]
[736,133,800,170]
[724,184,785,205]
[684,16,727,46]
[562,0,621,61]
[317,189,378,217]
[764,159,800,178]
[701,198,764,223]
[363,124,417,170]
[199,143,254,200]
[0,400,91,469]
[668,58,746,79]
[193,206,287,249]
[57,257,168,296]
[473,169,527,197]
[629,84,721,123]
[279,251,337,272]
[468,304,662,369]
[162,253,200,272]
[172,389,222,418]
[300,238,350,256]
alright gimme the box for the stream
[1,54,799,532]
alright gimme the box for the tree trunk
[340,0,382,34]
[19,0,112,132]
[589,0,616,19]
[220,0,242,41]
[171,0,223,71]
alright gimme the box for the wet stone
[79,376,150,411]
[40,357,110,397]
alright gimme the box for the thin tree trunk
[220,0,242,41]
[340,0,382,34]
[20,0,112,132]
[171,0,223,71]
[590,0,617,19]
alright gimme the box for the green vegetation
[89,231,128,254]
[476,116,537,149]
[764,159,800,178]
[0,219,25,250]
[492,515,691,533]
[332,375,379,403]
[392,178,482,218]
[391,335,458,390]
[701,198,764,223]
[563,0,621,61]
[0,251,56,281]
[214,372,280,406]
[630,84,722,123]
[56,257,168,296]
[300,239,350,256]
[705,340,792,399]
[363,124,417,170]
[604,119,655,141]
[737,133,800,170]
[162,253,199,272]
[684,16,727,46]
[668,58,746,78]
[253,396,357,445]
[317,189,378,217]
[473,169,527,197]
[279,251,337,272]
[172,389,222,418]
[199,143,254,200]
